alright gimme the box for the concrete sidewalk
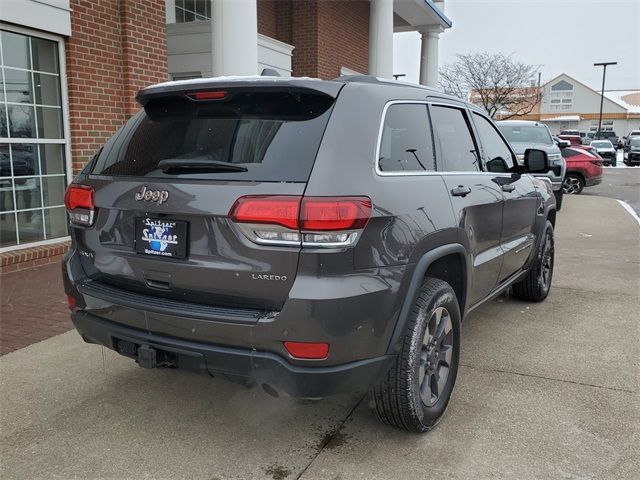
[1,195,638,480]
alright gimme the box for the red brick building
[0,0,450,269]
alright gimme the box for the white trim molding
[0,1,71,37]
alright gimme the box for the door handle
[451,185,471,197]
[502,184,516,192]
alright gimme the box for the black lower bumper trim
[71,311,395,398]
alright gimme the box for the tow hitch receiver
[137,345,157,369]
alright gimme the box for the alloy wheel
[418,307,453,406]
[562,176,582,194]
[539,228,554,290]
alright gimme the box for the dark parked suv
[63,76,556,433]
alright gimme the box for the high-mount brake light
[64,184,95,226]
[186,91,228,100]
[228,195,372,247]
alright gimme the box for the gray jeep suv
[63,76,556,433]
[497,120,566,210]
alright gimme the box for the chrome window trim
[374,100,488,177]
[374,100,437,177]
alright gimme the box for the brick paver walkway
[0,262,72,355]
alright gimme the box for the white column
[419,28,441,87]
[368,0,394,79]
[165,0,176,24]
[211,0,258,76]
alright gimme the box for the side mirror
[524,148,549,173]
[558,140,570,148]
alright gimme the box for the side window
[378,104,435,173]
[472,113,514,173]
[430,105,478,172]
[561,148,579,158]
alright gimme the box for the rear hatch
[72,80,342,313]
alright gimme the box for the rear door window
[378,103,435,173]
[561,148,580,158]
[92,91,335,182]
[430,105,479,172]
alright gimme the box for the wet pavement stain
[264,463,292,480]
[318,423,350,450]
[324,429,349,450]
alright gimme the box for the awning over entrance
[393,0,452,31]
[390,0,452,87]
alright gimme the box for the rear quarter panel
[294,83,460,361]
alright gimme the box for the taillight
[300,197,371,231]
[590,160,603,166]
[228,195,371,247]
[283,341,329,360]
[64,184,95,226]
[66,294,76,310]
[230,196,300,230]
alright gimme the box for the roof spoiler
[136,77,344,107]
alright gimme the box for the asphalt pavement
[1,195,639,480]
[583,162,640,215]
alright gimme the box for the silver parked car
[590,140,617,166]
[497,120,566,210]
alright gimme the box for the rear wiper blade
[158,158,248,173]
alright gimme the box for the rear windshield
[497,125,553,145]
[92,90,335,182]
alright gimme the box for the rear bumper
[71,310,396,398]
[586,175,602,187]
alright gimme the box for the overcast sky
[393,0,640,91]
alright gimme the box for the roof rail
[334,75,385,84]
[335,74,443,93]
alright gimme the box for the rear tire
[562,174,584,194]
[553,190,563,211]
[371,278,461,433]
[512,220,554,302]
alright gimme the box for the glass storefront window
[0,29,68,249]
[175,0,210,23]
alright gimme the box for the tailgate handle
[143,270,172,290]
[146,279,171,290]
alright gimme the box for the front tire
[371,278,461,433]
[553,190,563,211]
[512,220,554,302]
[562,174,584,194]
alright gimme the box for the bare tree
[439,52,541,120]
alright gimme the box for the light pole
[594,62,617,139]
